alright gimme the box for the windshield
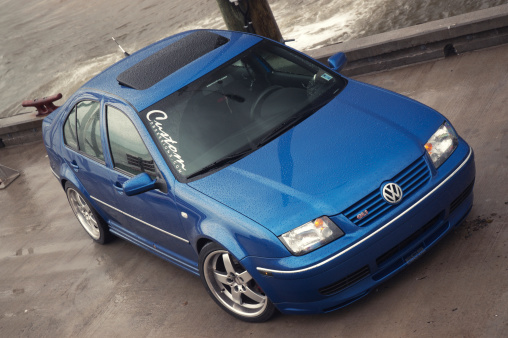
[139,40,347,181]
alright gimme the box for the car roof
[83,30,263,112]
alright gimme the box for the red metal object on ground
[22,93,63,116]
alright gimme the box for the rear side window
[63,100,104,161]
[76,101,104,161]
[63,107,78,149]
[106,106,156,178]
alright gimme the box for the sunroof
[117,31,230,90]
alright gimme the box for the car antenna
[112,37,130,57]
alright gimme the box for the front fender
[175,183,290,261]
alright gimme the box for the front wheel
[199,242,276,322]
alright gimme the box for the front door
[103,103,198,269]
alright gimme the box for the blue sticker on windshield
[321,73,332,81]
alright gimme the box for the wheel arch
[188,214,288,263]
[58,161,84,192]
[59,164,112,225]
[196,237,213,254]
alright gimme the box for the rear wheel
[65,182,112,244]
[199,242,276,322]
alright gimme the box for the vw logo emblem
[382,183,403,204]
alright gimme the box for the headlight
[425,121,458,168]
[279,216,344,256]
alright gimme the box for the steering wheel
[250,85,282,119]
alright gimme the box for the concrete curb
[307,4,508,76]
[0,113,45,148]
[2,4,508,147]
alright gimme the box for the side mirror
[328,52,347,72]
[123,172,157,196]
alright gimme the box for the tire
[65,182,112,244]
[199,242,276,322]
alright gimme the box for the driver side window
[106,106,156,178]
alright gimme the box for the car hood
[188,79,444,236]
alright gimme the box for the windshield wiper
[256,113,304,147]
[186,147,255,180]
[256,98,334,147]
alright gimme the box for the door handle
[113,181,124,194]
[70,160,79,172]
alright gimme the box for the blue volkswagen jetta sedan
[42,30,475,322]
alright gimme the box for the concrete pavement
[0,44,507,337]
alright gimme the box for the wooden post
[216,0,283,42]
[216,0,246,32]
[249,0,283,42]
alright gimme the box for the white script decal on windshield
[146,110,186,173]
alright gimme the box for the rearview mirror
[328,52,347,72]
[123,172,157,196]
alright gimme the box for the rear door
[61,95,119,222]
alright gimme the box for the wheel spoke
[237,270,252,284]
[231,289,242,305]
[243,286,265,304]
[78,195,87,208]
[70,193,79,206]
[88,216,98,228]
[72,195,83,214]
[213,271,230,285]
[222,253,236,275]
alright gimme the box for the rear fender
[58,161,111,222]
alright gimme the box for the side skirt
[109,221,200,276]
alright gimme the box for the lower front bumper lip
[256,146,474,275]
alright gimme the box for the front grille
[319,266,370,296]
[343,156,431,227]
[450,180,474,213]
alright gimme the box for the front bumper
[241,141,475,314]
